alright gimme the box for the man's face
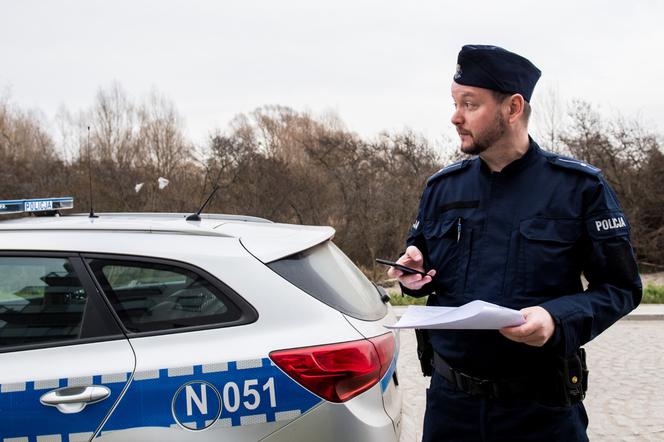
[450,82,507,155]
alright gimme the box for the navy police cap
[454,45,541,102]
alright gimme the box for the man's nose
[451,109,463,126]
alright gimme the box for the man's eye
[465,102,476,109]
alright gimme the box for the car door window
[0,257,88,349]
[87,258,249,333]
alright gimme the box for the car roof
[0,213,335,262]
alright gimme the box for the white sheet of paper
[386,300,526,330]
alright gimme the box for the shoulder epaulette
[426,159,472,186]
[543,152,601,176]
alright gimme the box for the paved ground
[396,319,664,441]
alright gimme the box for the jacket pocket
[424,218,468,296]
[519,218,583,295]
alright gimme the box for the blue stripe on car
[0,358,321,440]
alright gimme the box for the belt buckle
[470,376,495,398]
[453,370,495,398]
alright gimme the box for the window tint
[0,257,88,348]
[268,241,387,320]
[87,259,244,333]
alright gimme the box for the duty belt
[432,352,585,406]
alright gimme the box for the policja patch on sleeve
[585,211,630,240]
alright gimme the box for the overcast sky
[2,0,663,148]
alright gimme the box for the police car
[0,198,402,441]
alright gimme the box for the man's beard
[459,113,507,155]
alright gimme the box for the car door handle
[40,385,111,414]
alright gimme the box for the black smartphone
[375,258,429,277]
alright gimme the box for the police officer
[388,45,642,441]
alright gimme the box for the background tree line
[1,83,663,277]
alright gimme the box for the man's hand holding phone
[385,246,435,290]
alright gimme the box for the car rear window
[267,241,387,320]
[86,257,254,333]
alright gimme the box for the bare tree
[0,96,63,197]
[138,91,191,177]
[89,82,141,168]
[3,81,663,272]
[532,86,567,153]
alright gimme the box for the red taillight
[269,332,395,403]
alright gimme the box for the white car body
[0,213,402,441]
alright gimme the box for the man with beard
[388,45,641,441]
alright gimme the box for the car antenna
[87,126,98,218]
[186,185,219,221]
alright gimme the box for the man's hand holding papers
[498,306,556,347]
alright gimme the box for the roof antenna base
[187,186,219,221]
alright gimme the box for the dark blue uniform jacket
[404,139,642,380]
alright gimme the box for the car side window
[86,258,245,333]
[0,257,88,349]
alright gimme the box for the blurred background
[1,0,663,283]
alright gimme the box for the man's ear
[507,94,525,124]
